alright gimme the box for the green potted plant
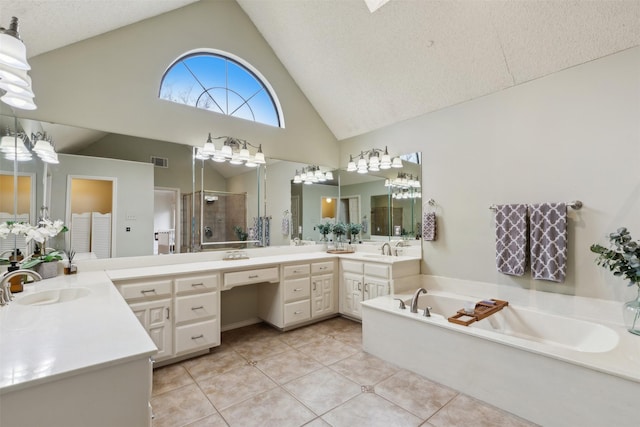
[331,222,347,249]
[591,227,640,335]
[348,222,362,243]
[316,222,333,242]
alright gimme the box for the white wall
[341,46,640,302]
[23,0,339,168]
[48,154,155,258]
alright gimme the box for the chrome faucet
[0,269,43,306]
[394,240,407,255]
[381,242,392,256]
[410,287,427,313]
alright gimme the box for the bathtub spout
[410,287,427,313]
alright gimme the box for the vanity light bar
[196,133,266,167]
[346,146,402,174]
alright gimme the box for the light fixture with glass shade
[346,146,402,174]
[195,133,266,168]
[292,165,333,184]
[0,16,36,110]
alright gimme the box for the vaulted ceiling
[3,0,640,141]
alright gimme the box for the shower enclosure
[181,190,250,252]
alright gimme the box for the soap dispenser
[7,261,23,293]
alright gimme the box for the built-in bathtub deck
[362,275,640,427]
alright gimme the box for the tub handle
[423,306,432,317]
[393,298,406,310]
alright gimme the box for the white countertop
[106,251,421,282]
[0,271,157,393]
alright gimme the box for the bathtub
[361,278,640,427]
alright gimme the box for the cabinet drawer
[118,279,172,300]
[224,267,279,289]
[283,263,310,279]
[283,299,311,325]
[364,263,390,279]
[175,274,219,294]
[312,261,334,274]
[283,277,310,303]
[175,292,218,323]
[341,260,363,274]
[175,319,219,354]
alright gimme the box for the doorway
[154,187,180,255]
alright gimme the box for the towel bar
[489,200,582,211]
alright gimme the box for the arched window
[159,51,283,128]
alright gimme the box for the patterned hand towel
[528,203,567,282]
[423,211,436,241]
[281,215,290,236]
[494,204,527,276]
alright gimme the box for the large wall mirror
[1,112,422,263]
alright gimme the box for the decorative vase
[623,287,640,336]
[35,261,59,280]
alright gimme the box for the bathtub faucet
[410,287,427,313]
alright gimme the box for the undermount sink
[16,287,91,306]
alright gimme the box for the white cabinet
[129,298,173,361]
[258,259,337,330]
[339,258,419,320]
[115,272,220,364]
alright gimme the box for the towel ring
[423,199,436,212]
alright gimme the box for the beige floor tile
[427,394,539,427]
[330,351,399,385]
[197,364,277,410]
[331,328,363,349]
[256,348,323,384]
[312,316,360,335]
[279,323,332,348]
[232,334,293,361]
[183,412,229,427]
[303,418,332,427]
[222,322,281,346]
[182,345,246,381]
[153,363,195,396]
[151,383,217,427]
[284,367,362,415]
[297,336,359,365]
[220,387,316,427]
[322,392,423,427]
[376,370,458,420]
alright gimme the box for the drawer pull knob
[191,283,205,287]
[294,311,302,315]
[191,306,204,311]
[191,334,204,340]
[320,266,327,270]
[248,274,259,279]
[294,288,302,292]
[313,283,317,291]
[141,289,156,294]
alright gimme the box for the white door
[342,272,363,318]
[312,273,334,318]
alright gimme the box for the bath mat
[494,204,527,276]
[529,203,567,282]
[423,211,436,241]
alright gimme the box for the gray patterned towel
[494,204,527,276]
[528,203,567,282]
[422,211,436,241]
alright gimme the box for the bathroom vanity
[0,246,420,427]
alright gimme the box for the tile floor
[152,317,537,427]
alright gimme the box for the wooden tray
[447,299,509,326]
[326,249,355,254]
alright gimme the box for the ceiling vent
[150,156,168,168]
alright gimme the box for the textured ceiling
[237,0,640,140]
[1,0,639,143]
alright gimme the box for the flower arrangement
[591,227,640,288]
[0,219,68,270]
[0,219,67,244]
